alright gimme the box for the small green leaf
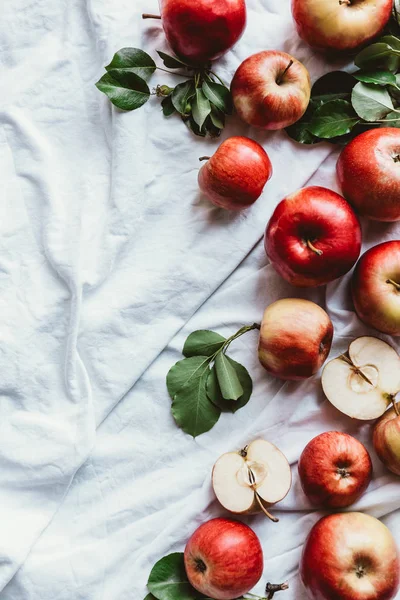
[379,35,400,51]
[166,356,210,400]
[147,553,194,600]
[172,81,196,114]
[312,92,351,106]
[157,51,189,69]
[208,359,252,413]
[209,105,225,129]
[285,100,320,144]
[353,70,397,86]
[183,115,207,137]
[144,595,158,600]
[172,370,221,437]
[161,95,176,117]
[105,48,156,81]
[192,89,212,129]
[311,71,356,96]
[309,99,359,138]
[183,330,226,358]
[382,111,400,127]
[351,82,394,121]
[202,81,233,114]
[215,353,243,401]
[96,71,150,111]
[355,42,399,70]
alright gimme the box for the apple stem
[386,278,400,292]
[276,60,294,85]
[306,239,323,256]
[248,467,279,522]
[265,582,289,599]
[142,13,162,19]
[199,156,211,161]
[338,0,351,5]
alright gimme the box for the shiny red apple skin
[198,137,273,210]
[258,298,333,381]
[298,431,372,508]
[373,403,400,476]
[231,51,311,130]
[292,0,392,52]
[265,186,362,288]
[301,512,400,600]
[159,0,246,65]
[352,241,400,335]
[184,518,263,600]
[337,128,400,222]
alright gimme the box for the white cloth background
[0,0,399,598]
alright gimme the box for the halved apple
[322,337,400,420]
[212,439,292,522]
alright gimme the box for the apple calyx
[386,278,400,292]
[306,239,323,256]
[142,13,161,19]
[276,60,294,85]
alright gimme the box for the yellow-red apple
[373,402,400,476]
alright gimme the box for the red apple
[265,186,361,288]
[373,402,400,476]
[337,128,400,222]
[231,51,311,130]
[301,512,400,600]
[184,518,263,600]
[156,0,246,65]
[292,0,392,52]
[258,298,333,380]
[198,137,273,210]
[298,431,372,508]
[352,241,400,335]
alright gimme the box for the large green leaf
[157,51,189,69]
[147,553,197,600]
[285,100,320,144]
[202,81,233,114]
[311,71,356,96]
[209,105,225,129]
[166,356,210,400]
[183,330,226,358]
[192,89,212,129]
[309,99,359,138]
[144,595,158,600]
[96,71,150,110]
[353,70,397,86]
[351,82,394,121]
[215,353,243,401]
[383,111,400,127]
[355,42,399,70]
[208,359,252,413]
[105,48,156,81]
[171,370,221,437]
[172,81,196,114]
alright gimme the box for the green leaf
[202,81,233,114]
[172,369,221,437]
[96,71,150,111]
[105,48,156,81]
[382,111,400,127]
[311,71,356,96]
[355,43,399,70]
[215,353,243,401]
[183,330,226,358]
[166,356,210,400]
[379,35,400,51]
[157,51,189,69]
[309,99,359,138]
[183,115,207,137]
[351,82,394,121]
[161,95,176,117]
[312,92,351,106]
[144,595,158,600]
[147,553,196,600]
[208,359,252,413]
[285,100,320,144]
[172,81,196,114]
[192,89,211,129]
[209,105,225,129]
[353,70,397,86]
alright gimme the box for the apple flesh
[198,137,273,210]
[292,0,392,52]
[322,336,400,420]
[352,241,400,335]
[212,439,292,521]
[157,0,246,65]
[298,431,372,508]
[184,517,263,600]
[373,402,400,476]
[265,186,362,287]
[258,298,333,380]
[301,512,400,600]
[337,128,400,222]
[231,51,311,130]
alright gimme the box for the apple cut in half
[322,336,400,420]
[212,439,292,522]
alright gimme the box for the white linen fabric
[1,0,399,598]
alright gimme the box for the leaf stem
[210,70,228,88]
[156,66,193,78]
